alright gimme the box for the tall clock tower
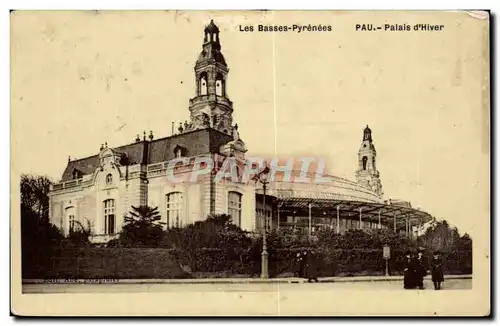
[355,125,384,197]
[186,20,234,135]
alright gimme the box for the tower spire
[355,125,383,197]
[204,19,220,45]
[188,20,233,135]
[363,125,372,142]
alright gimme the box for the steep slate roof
[60,128,233,182]
[61,155,100,181]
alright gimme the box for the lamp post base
[260,250,269,279]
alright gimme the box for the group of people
[294,248,445,290]
[295,250,319,283]
[404,249,444,290]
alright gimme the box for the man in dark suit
[431,251,444,290]
[295,252,304,277]
[305,250,319,283]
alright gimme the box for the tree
[418,219,463,252]
[20,174,63,247]
[21,174,53,221]
[20,174,63,277]
[119,205,166,247]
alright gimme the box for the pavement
[23,274,471,285]
[22,277,472,294]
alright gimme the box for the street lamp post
[255,166,270,279]
[336,205,341,234]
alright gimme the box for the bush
[119,206,166,247]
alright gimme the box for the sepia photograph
[10,10,490,316]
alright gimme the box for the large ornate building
[48,20,433,243]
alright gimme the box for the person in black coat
[295,252,304,278]
[403,251,416,289]
[300,250,308,278]
[414,249,427,290]
[431,251,444,290]
[305,250,319,283]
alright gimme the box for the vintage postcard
[10,10,490,316]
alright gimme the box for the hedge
[23,246,473,279]
[22,246,191,279]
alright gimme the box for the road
[22,279,471,294]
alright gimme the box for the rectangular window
[228,191,242,227]
[166,192,183,228]
[104,199,116,234]
[69,215,75,234]
[65,207,76,235]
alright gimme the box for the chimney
[135,134,141,142]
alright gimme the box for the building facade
[48,20,254,243]
[48,20,433,242]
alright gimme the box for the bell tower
[355,125,383,197]
[186,20,234,135]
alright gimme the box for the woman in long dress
[403,251,416,289]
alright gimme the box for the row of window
[65,191,243,235]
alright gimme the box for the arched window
[362,156,368,170]
[106,173,113,185]
[103,199,116,235]
[199,72,208,95]
[216,73,224,96]
[166,192,183,228]
[65,207,75,235]
[228,191,242,227]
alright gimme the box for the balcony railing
[51,178,83,191]
[189,94,233,108]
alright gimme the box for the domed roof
[197,48,226,66]
[362,125,373,142]
[196,19,226,66]
[204,20,219,34]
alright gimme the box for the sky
[10,11,490,236]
